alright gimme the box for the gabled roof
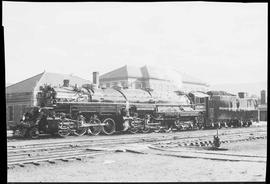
[177,71,208,86]
[141,65,182,81]
[6,72,91,94]
[37,72,91,89]
[142,65,208,86]
[100,65,208,86]
[6,72,44,93]
[100,65,143,81]
[6,83,13,87]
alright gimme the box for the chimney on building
[261,90,266,104]
[93,72,99,87]
[63,79,70,87]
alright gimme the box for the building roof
[141,65,177,81]
[100,65,143,81]
[6,72,91,94]
[6,72,44,93]
[178,72,208,86]
[6,83,13,87]
[100,65,208,86]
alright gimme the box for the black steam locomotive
[13,82,258,139]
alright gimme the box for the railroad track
[9,133,266,168]
[7,127,266,169]
[8,148,111,168]
[147,135,267,163]
[152,134,267,148]
[8,127,266,149]
[7,129,266,156]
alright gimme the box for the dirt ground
[7,137,267,182]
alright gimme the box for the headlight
[22,115,25,121]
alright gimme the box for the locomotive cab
[188,92,209,128]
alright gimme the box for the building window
[8,106,14,121]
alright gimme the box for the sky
[3,2,268,86]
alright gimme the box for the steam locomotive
[13,82,258,139]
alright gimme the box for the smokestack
[93,72,99,87]
[63,79,70,87]
[261,90,266,104]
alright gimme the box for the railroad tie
[115,149,126,152]
[125,149,145,154]
[47,160,56,164]
[199,142,205,146]
[32,162,40,166]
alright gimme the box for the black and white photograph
[4,1,267,182]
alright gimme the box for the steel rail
[7,131,266,168]
[8,127,266,149]
[8,131,266,160]
[7,129,266,155]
